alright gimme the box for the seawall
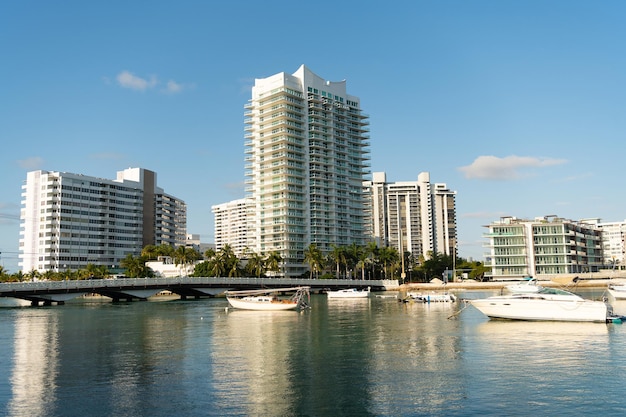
[400,278,620,292]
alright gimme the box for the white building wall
[212,198,254,257]
[598,220,626,268]
[19,168,186,273]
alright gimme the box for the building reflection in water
[8,310,59,416]
[212,310,300,416]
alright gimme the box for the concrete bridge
[0,277,400,306]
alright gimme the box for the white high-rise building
[596,220,626,269]
[365,172,457,260]
[19,168,186,273]
[243,65,370,277]
[212,198,254,257]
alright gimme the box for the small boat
[505,277,541,294]
[404,291,456,303]
[469,287,609,323]
[326,287,370,299]
[224,287,310,311]
[375,293,398,299]
[607,284,626,300]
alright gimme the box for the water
[1,290,626,416]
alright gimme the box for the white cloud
[113,71,192,94]
[116,71,157,91]
[165,80,182,93]
[163,80,196,94]
[458,155,567,180]
[17,157,44,170]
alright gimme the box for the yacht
[469,287,609,322]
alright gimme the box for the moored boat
[607,284,626,300]
[326,287,370,299]
[469,287,609,323]
[225,287,310,311]
[404,291,456,303]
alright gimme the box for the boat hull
[470,297,608,322]
[327,289,370,299]
[406,292,456,303]
[226,297,299,311]
[608,285,626,300]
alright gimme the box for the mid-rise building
[212,198,254,257]
[484,215,603,280]
[365,171,457,260]
[19,168,186,273]
[243,65,370,276]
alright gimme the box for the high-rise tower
[244,65,370,277]
[366,171,457,260]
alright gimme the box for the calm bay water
[1,289,626,416]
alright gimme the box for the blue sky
[1,1,625,272]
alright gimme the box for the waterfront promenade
[402,276,621,292]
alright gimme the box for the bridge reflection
[0,277,399,306]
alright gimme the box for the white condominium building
[243,65,370,277]
[365,172,457,259]
[594,220,626,269]
[212,198,254,257]
[19,167,186,273]
[484,215,603,279]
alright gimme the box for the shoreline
[399,278,618,291]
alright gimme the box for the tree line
[0,242,489,283]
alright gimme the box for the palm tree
[14,271,25,282]
[141,245,159,260]
[173,246,201,276]
[377,246,399,279]
[83,263,102,279]
[244,250,265,278]
[328,244,346,278]
[42,270,56,281]
[26,268,39,282]
[345,242,361,279]
[204,247,216,261]
[265,251,283,277]
[303,244,324,279]
[157,244,175,258]
[365,241,379,280]
[120,253,145,278]
[356,247,370,280]
[211,245,240,277]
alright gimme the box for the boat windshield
[537,287,575,296]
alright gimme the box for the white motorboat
[326,287,370,299]
[607,284,626,300]
[405,291,456,303]
[225,287,310,311]
[469,287,609,323]
[505,277,541,294]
